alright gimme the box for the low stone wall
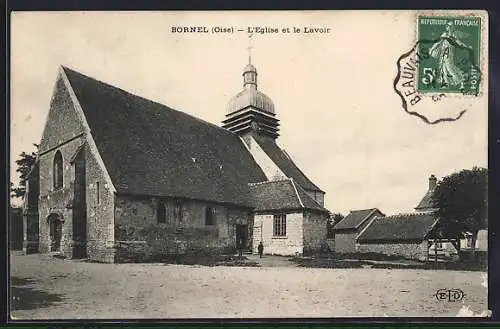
[357,241,428,261]
[113,195,248,262]
[114,223,235,263]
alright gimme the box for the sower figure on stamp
[429,21,472,89]
[258,241,264,258]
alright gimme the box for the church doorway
[236,224,249,251]
[48,214,62,252]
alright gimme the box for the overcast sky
[10,11,488,213]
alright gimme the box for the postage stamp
[393,12,486,124]
[417,16,481,95]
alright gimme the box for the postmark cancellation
[394,12,487,124]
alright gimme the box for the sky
[10,11,488,213]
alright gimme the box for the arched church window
[53,151,63,190]
[157,202,166,224]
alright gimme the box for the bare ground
[10,253,488,319]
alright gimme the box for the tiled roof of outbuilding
[357,213,439,243]
[62,67,268,206]
[333,208,384,230]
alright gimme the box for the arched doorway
[47,213,63,252]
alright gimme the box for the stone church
[22,59,329,263]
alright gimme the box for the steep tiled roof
[334,208,383,230]
[248,179,327,212]
[357,213,438,243]
[415,189,436,211]
[252,134,323,192]
[63,67,268,206]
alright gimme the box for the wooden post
[434,239,438,268]
[426,240,430,262]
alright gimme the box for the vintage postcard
[9,10,489,319]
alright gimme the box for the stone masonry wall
[38,139,115,262]
[302,211,329,255]
[38,137,84,256]
[334,231,358,253]
[114,195,251,262]
[85,144,115,263]
[252,212,303,256]
[357,241,429,261]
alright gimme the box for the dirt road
[10,253,488,319]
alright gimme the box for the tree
[11,144,39,199]
[433,167,487,251]
[327,212,344,238]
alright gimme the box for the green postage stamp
[417,16,481,95]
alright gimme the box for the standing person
[258,241,264,258]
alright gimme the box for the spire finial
[247,33,253,64]
[243,33,257,89]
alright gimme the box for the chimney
[429,174,437,190]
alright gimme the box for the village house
[356,175,440,260]
[414,174,438,213]
[249,179,327,255]
[356,212,439,261]
[416,174,459,256]
[332,208,384,253]
[419,174,488,255]
[355,174,486,261]
[22,59,329,263]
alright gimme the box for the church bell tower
[222,41,280,139]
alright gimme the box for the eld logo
[435,288,465,302]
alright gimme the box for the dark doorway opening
[235,224,249,251]
[48,214,62,252]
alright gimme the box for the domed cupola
[223,58,280,139]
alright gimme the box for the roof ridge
[414,211,436,216]
[384,212,433,219]
[248,178,291,186]
[350,207,377,213]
